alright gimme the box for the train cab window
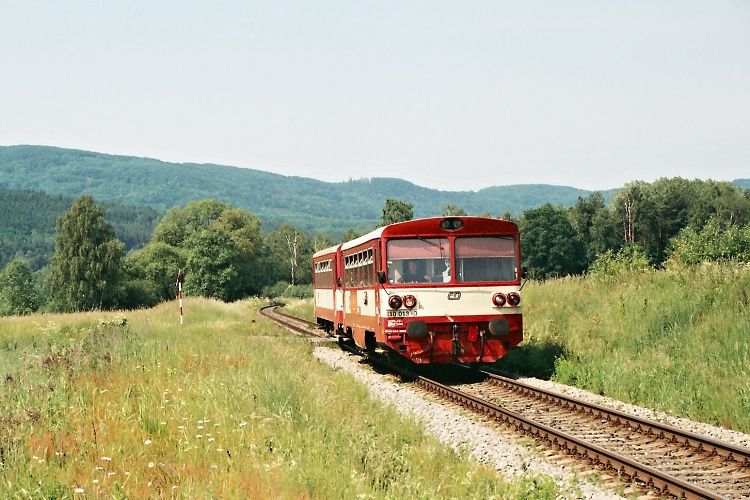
[455,236,517,283]
[386,238,450,284]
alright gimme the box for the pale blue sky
[1,1,748,191]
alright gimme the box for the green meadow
[0,299,556,499]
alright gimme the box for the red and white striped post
[176,269,185,325]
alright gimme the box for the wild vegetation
[496,259,750,432]
[0,299,557,498]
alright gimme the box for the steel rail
[271,307,320,329]
[259,305,326,337]
[480,370,750,467]
[415,376,726,500]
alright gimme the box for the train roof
[312,243,341,259]
[340,216,518,251]
[340,227,386,251]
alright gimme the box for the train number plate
[387,310,417,317]
[447,291,461,300]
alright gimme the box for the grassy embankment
[0,298,557,498]
[497,262,750,432]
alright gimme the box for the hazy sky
[1,1,748,191]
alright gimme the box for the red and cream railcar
[311,244,342,332]
[313,216,523,364]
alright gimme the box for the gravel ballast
[512,375,750,449]
[313,346,621,499]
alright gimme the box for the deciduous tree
[519,204,586,279]
[569,192,618,266]
[145,199,266,300]
[0,258,39,315]
[265,224,314,285]
[441,204,466,216]
[48,195,124,311]
[126,242,189,302]
[381,199,414,225]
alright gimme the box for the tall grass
[0,298,557,498]
[496,262,750,432]
[278,298,315,322]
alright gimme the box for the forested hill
[1,145,599,235]
[0,186,161,269]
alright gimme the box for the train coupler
[451,324,460,358]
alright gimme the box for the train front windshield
[455,236,517,282]
[386,235,518,284]
[386,238,450,284]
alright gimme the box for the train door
[374,243,382,323]
[335,250,344,329]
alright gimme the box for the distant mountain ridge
[2,145,745,235]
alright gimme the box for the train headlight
[403,295,417,309]
[489,319,510,336]
[492,293,507,307]
[388,295,403,309]
[507,292,521,306]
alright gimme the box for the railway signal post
[176,269,185,325]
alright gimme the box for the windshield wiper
[418,236,446,261]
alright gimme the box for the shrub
[667,220,750,266]
[119,279,161,309]
[589,244,651,277]
[282,284,313,298]
[262,281,313,299]
[0,258,39,315]
[263,280,290,298]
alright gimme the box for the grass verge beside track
[496,262,750,433]
[0,298,557,498]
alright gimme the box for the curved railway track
[259,304,328,337]
[261,305,750,499]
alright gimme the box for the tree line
[520,178,750,279]
[1,177,749,315]
[0,196,326,314]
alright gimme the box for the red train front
[313,216,523,364]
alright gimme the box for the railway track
[261,305,750,498]
[420,369,750,499]
[259,304,328,337]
